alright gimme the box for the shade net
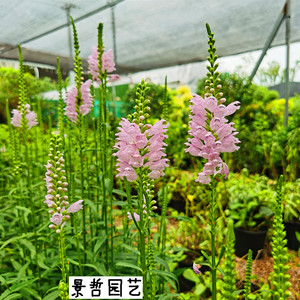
[0,0,299,73]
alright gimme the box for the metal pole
[284,0,291,127]
[249,5,286,81]
[63,4,76,85]
[111,4,117,117]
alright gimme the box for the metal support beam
[63,4,75,72]
[111,4,118,116]
[284,0,291,127]
[249,4,286,81]
[0,0,125,56]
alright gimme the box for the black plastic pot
[284,221,300,251]
[234,227,268,258]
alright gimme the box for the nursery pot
[284,221,300,251]
[234,227,268,258]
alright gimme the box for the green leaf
[122,244,139,255]
[216,245,225,267]
[43,289,60,300]
[195,283,206,296]
[17,262,30,280]
[1,294,22,300]
[0,279,37,300]
[200,250,211,265]
[149,269,178,286]
[19,239,35,259]
[182,268,200,284]
[84,199,97,215]
[217,267,225,277]
[21,287,41,299]
[112,189,127,197]
[93,236,107,255]
[37,253,50,270]
[115,261,141,272]
[0,233,34,251]
[0,275,8,290]
[155,256,170,272]
[158,293,185,300]
[83,263,107,275]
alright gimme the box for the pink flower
[108,74,120,82]
[65,80,93,123]
[127,212,140,222]
[44,194,55,208]
[11,104,38,129]
[185,95,240,184]
[88,47,119,83]
[193,262,201,274]
[50,213,63,226]
[67,200,83,213]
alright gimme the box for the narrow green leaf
[43,289,60,300]
[216,245,225,267]
[201,250,211,265]
[93,236,107,255]
[115,261,141,272]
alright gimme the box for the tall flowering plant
[186,24,240,300]
[86,23,120,269]
[113,80,168,299]
[10,46,38,132]
[44,133,83,300]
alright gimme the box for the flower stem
[138,177,148,300]
[210,179,217,300]
[58,229,69,300]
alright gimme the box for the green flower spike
[222,220,238,299]
[270,175,291,300]
[244,249,253,300]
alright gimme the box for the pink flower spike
[11,109,22,127]
[67,200,83,213]
[79,80,93,115]
[26,110,38,129]
[65,86,78,123]
[186,93,240,184]
[88,47,119,83]
[88,46,99,82]
[102,49,116,73]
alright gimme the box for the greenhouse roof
[0,0,299,74]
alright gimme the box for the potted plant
[282,179,300,250]
[226,173,275,258]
